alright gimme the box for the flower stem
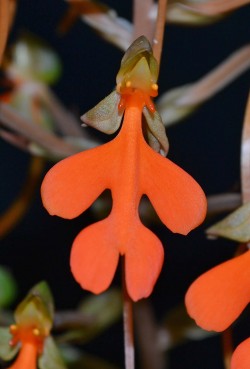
[133,0,154,41]
[153,0,168,66]
[0,156,44,238]
[0,0,10,65]
[241,92,250,204]
[222,327,233,369]
[122,258,135,369]
[241,93,250,251]
[135,301,165,369]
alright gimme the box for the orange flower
[185,250,250,331]
[231,337,250,369]
[4,282,53,369]
[7,324,45,369]
[41,37,206,301]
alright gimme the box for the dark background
[1,1,250,368]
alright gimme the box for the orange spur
[41,36,207,301]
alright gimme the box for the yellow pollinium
[32,328,40,336]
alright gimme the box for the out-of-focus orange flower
[231,337,250,369]
[185,250,250,368]
[7,324,46,369]
[41,36,207,301]
[185,250,250,332]
[4,282,53,369]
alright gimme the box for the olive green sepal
[81,91,124,134]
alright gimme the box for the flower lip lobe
[41,142,114,219]
[70,217,120,295]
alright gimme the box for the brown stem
[153,0,168,66]
[122,258,135,369]
[54,310,95,330]
[133,0,155,41]
[241,92,250,204]
[41,88,84,138]
[0,0,10,65]
[207,193,241,215]
[240,92,250,253]
[222,328,234,369]
[134,301,165,369]
[182,0,250,16]
[0,156,44,238]
[178,45,250,106]
[0,102,79,158]
[8,0,17,29]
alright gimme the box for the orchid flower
[8,320,47,369]
[185,250,250,332]
[0,282,65,369]
[231,337,250,369]
[41,36,207,301]
[185,250,250,368]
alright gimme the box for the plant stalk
[122,258,135,369]
[153,0,168,66]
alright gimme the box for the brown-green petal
[0,327,19,361]
[15,282,54,336]
[119,36,152,72]
[206,201,250,242]
[81,91,123,134]
[38,336,67,369]
[143,107,169,156]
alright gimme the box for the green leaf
[39,336,67,369]
[9,33,62,84]
[206,201,250,242]
[0,266,17,308]
[0,327,19,361]
[81,91,123,134]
